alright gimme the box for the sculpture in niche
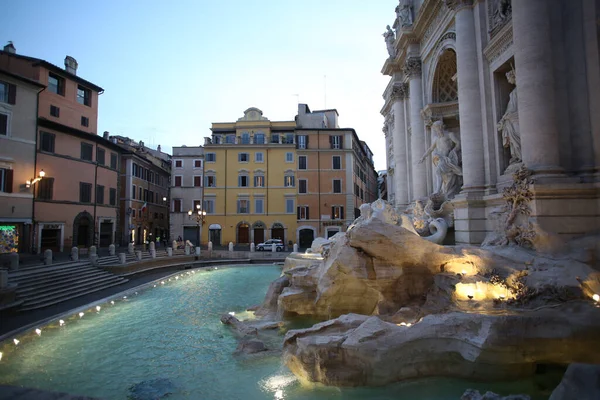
[419,120,462,199]
[383,25,396,58]
[497,69,521,169]
[489,0,512,33]
[395,0,413,28]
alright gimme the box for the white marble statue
[383,25,396,58]
[395,0,413,27]
[419,121,463,198]
[497,69,521,166]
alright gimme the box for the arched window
[432,49,458,103]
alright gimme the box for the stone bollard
[185,245,190,255]
[128,242,134,255]
[44,249,53,265]
[109,244,115,256]
[0,270,7,289]
[228,242,234,252]
[272,242,277,253]
[195,246,201,256]
[208,241,213,253]
[149,241,155,252]
[71,247,79,262]
[89,246,97,257]
[172,240,178,250]
[250,243,255,253]
[9,253,19,271]
[119,253,126,264]
[150,249,156,259]
[90,254,99,266]
[135,250,142,261]
[167,247,173,256]
[293,243,298,253]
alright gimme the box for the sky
[2,0,398,171]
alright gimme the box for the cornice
[483,20,513,63]
[444,0,474,12]
[420,101,459,126]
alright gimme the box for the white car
[257,239,284,252]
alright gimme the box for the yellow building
[202,108,297,248]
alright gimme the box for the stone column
[449,0,485,192]
[512,0,562,174]
[391,83,410,209]
[405,57,428,199]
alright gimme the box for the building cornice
[483,20,513,63]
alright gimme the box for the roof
[0,50,104,92]
[38,118,123,152]
[311,108,339,116]
[0,68,45,88]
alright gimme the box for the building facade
[0,44,121,253]
[381,0,600,244]
[169,146,204,245]
[111,136,171,246]
[0,66,44,254]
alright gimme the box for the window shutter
[5,169,13,193]
[306,207,309,220]
[341,206,344,220]
[331,206,335,220]
[329,136,333,148]
[306,135,309,148]
[339,136,344,149]
[297,206,300,220]
[8,84,16,105]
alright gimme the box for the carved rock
[549,363,600,400]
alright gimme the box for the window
[206,153,216,162]
[77,85,91,106]
[203,199,215,214]
[149,191,154,203]
[48,73,64,95]
[194,159,202,169]
[96,185,104,204]
[81,116,89,127]
[333,156,341,170]
[355,183,360,196]
[238,153,249,162]
[160,213,164,220]
[284,175,295,187]
[299,179,307,194]
[285,152,293,163]
[50,105,60,117]
[297,135,308,149]
[271,133,280,144]
[255,152,264,162]
[132,209,136,218]
[80,182,92,203]
[254,174,264,187]
[96,148,105,166]
[205,175,216,187]
[174,176,182,187]
[193,200,201,210]
[81,143,93,161]
[285,198,294,214]
[133,163,138,177]
[138,187,142,200]
[254,133,265,144]
[283,133,295,144]
[255,198,264,214]
[298,156,307,170]
[237,199,249,214]
[0,168,13,193]
[333,179,342,193]
[238,174,248,187]
[330,135,343,149]
[174,159,183,168]
[360,188,364,200]
[173,199,182,212]
[132,184,136,199]
[37,177,54,200]
[0,113,8,136]
[225,135,235,144]
[332,206,344,220]
[298,206,309,220]
[40,132,55,153]
[110,153,118,169]
[0,81,16,104]
[143,189,148,202]
[241,132,250,144]
[194,176,202,187]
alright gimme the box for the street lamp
[26,169,45,188]
[188,204,206,247]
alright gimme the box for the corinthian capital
[390,82,409,101]
[444,0,473,12]
[404,57,421,77]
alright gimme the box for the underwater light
[593,294,600,302]
[228,311,235,316]
[161,281,165,285]
[123,296,127,299]
[13,339,19,345]
[175,276,179,280]
[0,352,2,361]
[59,320,65,326]
[35,329,41,336]
[79,312,84,318]
[111,301,115,305]
[96,306,101,312]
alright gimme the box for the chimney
[3,41,16,54]
[64,56,78,75]
[157,145,161,152]
[103,131,109,140]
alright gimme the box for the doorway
[209,229,221,246]
[237,223,250,244]
[299,228,314,249]
[271,223,284,242]
[99,222,113,247]
[41,229,60,251]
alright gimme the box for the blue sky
[3,0,397,170]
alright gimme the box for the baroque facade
[382,0,600,244]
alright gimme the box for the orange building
[0,44,121,253]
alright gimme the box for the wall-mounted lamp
[26,169,45,188]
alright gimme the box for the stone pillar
[128,242,134,255]
[228,242,234,252]
[293,243,298,253]
[167,247,173,256]
[44,249,52,265]
[272,243,277,253]
[250,243,255,252]
[405,57,428,199]
[450,0,485,192]
[185,245,190,255]
[90,254,99,266]
[9,253,19,270]
[195,246,201,256]
[89,246,97,257]
[149,241,155,252]
[208,241,213,253]
[71,247,79,262]
[108,244,115,256]
[172,240,178,250]
[119,253,126,264]
[512,0,562,175]
[150,249,156,259]
[391,82,410,208]
[0,270,7,289]
[135,250,142,261]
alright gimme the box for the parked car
[256,239,284,252]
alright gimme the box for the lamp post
[26,169,45,188]
[188,204,206,247]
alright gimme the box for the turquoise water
[0,266,560,399]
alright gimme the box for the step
[20,279,129,311]
[17,274,126,302]
[8,262,91,280]
[19,275,127,308]
[10,265,101,286]
[17,269,114,295]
